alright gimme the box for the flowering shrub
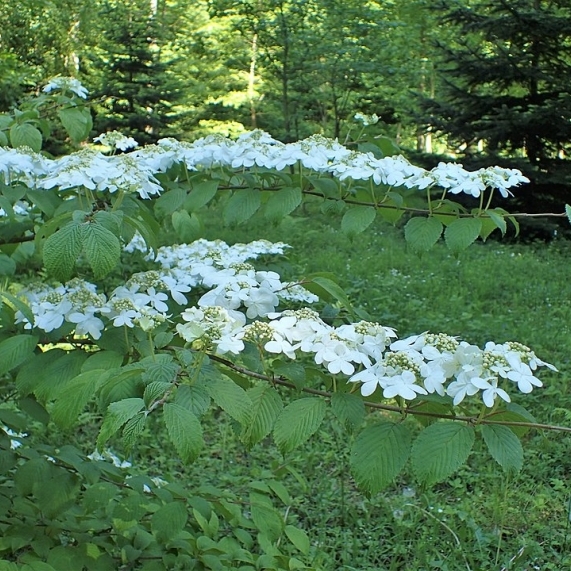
[0,78,568,569]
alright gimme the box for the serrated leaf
[444,217,482,253]
[10,123,42,152]
[58,107,90,142]
[273,398,326,455]
[83,222,121,278]
[304,274,354,315]
[411,423,475,486]
[350,422,411,494]
[0,334,38,376]
[175,384,211,417]
[143,381,172,406]
[263,187,302,222]
[172,210,203,242]
[223,189,261,226]
[330,392,365,431]
[204,376,252,425]
[242,385,283,447]
[81,351,124,372]
[51,369,107,429]
[185,180,219,212]
[122,412,147,451]
[404,217,443,253]
[285,525,310,555]
[163,403,203,463]
[480,424,523,473]
[97,398,145,449]
[151,501,188,541]
[43,222,86,280]
[341,206,377,237]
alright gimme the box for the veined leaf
[341,206,377,238]
[285,525,310,555]
[404,216,443,253]
[97,398,145,449]
[303,274,354,316]
[163,403,204,463]
[154,186,187,218]
[43,222,86,280]
[10,123,42,152]
[0,334,38,376]
[185,180,219,212]
[223,188,261,226]
[350,422,411,494]
[330,392,365,432]
[83,221,121,278]
[273,398,326,455]
[487,209,507,234]
[51,369,108,429]
[151,501,188,542]
[172,210,202,242]
[263,187,302,222]
[480,424,523,473]
[412,423,475,486]
[444,217,482,253]
[58,107,91,142]
[249,492,284,542]
[242,385,283,447]
[204,376,252,425]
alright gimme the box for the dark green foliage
[421,0,571,227]
[89,0,183,144]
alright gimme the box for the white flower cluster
[94,131,139,151]
[349,332,556,407]
[15,239,317,340]
[42,76,89,99]
[354,112,380,126]
[0,130,529,200]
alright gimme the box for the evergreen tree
[89,0,182,144]
[420,0,571,221]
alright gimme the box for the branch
[209,354,571,434]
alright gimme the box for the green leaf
[172,210,202,243]
[81,351,124,372]
[566,204,571,226]
[83,222,121,279]
[249,492,284,542]
[175,384,211,417]
[10,123,42,152]
[0,290,34,326]
[223,189,261,226]
[404,217,443,253]
[163,403,204,463]
[444,218,483,253]
[43,222,86,280]
[184,180,219,212]
[122,412,147,451]
[341,206,377,238]
[487,209,507,234]
[151,501,188,542]
[154,187,187,218]
[273,398,326,455]
[480,424,523,473]
[350,422,411,494]
[52,369,107,429]
[330,392,365,431]
[0,334,38,376]
[411,423,475,486]
[204,376,252,425]
[263,187,302,222]
[241,385,283,447]
[58,107,91,142]
[0,254,15,275]
[304,274,354,315]
[308,176,340,199]
[284,525,310,555]
[97,398,145,449]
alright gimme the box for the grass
[193,207,571,570]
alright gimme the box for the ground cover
[185,208,571,570]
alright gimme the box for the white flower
[471,377,511,407]
[382,370,428,400]
[43,76,88,98]
[506,353,543,393]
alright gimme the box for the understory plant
[0,80,569,570]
